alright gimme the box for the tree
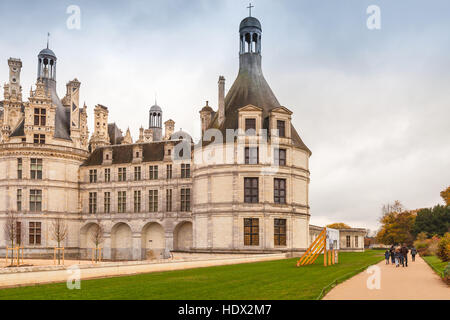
[326,223,351,229]
[376,201,416,246]
[441,186,450,206]
[412,205,450,238]
[90,224,104,262]
[3,213,23,265]
[50,218,68,265]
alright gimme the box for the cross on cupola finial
[247,3,254,17]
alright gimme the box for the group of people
[384,244,418,268]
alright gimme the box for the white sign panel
[326,228,340,250]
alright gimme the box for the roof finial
[247,3,254,17]
[155,92,157,105]
[47,32,50,49]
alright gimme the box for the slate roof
[108,123,124,145]
[10,118,25,137]
[205,53,311,154]
[82,142,166,166]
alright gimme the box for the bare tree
[3,213,22,265]
[50,218,68,265]
[90,223,104,262]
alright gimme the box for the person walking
[394,249,400,268]
[411,247,417,262]
[384,250,390,264]
[390,246,395,264]
[401,244,409,267]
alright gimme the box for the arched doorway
[80,223,100,259]
[173,221,193,251]
[141,223,165,260]
[111,223,132,261]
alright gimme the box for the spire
[47,32,50,49]
[247,3,254,17]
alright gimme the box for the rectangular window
[17,158,23,179]
[277,120,286,137]
[346,236,351,248]
[30,159,43,180]
[104,192,111,213]
[355,236,359,248]
[104,168,111,182]
[16,221,22,246]
[89,169,97,183]
[29,222,41,245]
[166,164,172,179]
[89,192,97,214]
[17,189,22,212]
[134,167,141,181]
[33,134,45,144]
[134,190,141,213]
[149,166,158,180]
[149,190,158,212]
[181,164,191,178]
[166,189,173,212]
[118,191,126,213]
[181,188,191,212]
[275,149,286,166]
[244,218,259,246]
[245,147,259,164]
[245,118,256,133]
[118,168,127,182]
[244,178,259,203]
[29,190,42,212]
[34,108,46,126]
[274,178,286,204]
[274,219,287,246]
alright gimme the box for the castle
[0,14,364,261]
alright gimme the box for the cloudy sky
[1,0,449,232]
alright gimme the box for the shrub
[415,236,440,256]
[437,233,450,262]
[444,264,450,285]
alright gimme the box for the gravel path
[324,254,449,300]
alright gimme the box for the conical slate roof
[207,53,310,154]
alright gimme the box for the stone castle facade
[1,15,361,261]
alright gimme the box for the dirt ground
[324,254,449,300]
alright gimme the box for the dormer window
[245,118,256,132]
[277,120,286,138]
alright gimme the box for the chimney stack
[218,76,225,125]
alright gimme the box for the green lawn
[422,255,448,278]
[0,250,383,300]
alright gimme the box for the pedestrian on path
[401,244,409,267]
[390,246,395,264]
[385,250,390,264]
[394,249,401,267]
[411,247,417,262]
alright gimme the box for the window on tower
[33,134,45,145]
[34,108,46,126]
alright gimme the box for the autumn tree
[441,186,450,206]
[376,201,416,246]
[50,218,68,265]
[90,223,105,262]
[326,223,351,229]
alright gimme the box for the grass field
[422,255,448,278]
[0,250,383,300]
